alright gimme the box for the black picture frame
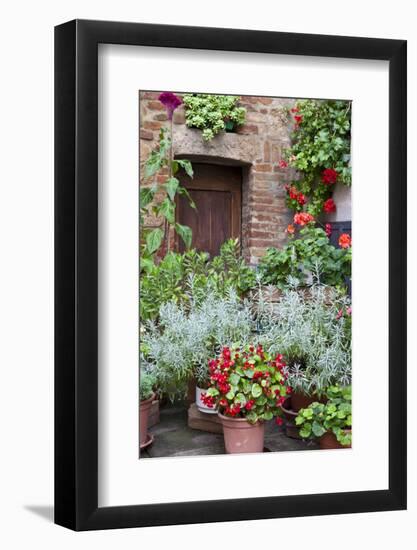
[55,19,407,531]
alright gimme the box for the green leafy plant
[139,367,156,402]
[257,283,351,397]
[140,239,256,321]
[295,385,352,446]
[183,94,246,140]
[258,225,351,289]
[140,127,196,259]
[282,99,351,216]
[141,290,254,401]
[202,344,291,424]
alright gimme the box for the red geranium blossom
[158,91,182,120]
[294,115,303,124]
[279,160,288,168]
[290,106,299,113]
[294,212,314,226]
[323,198,336,213]
[297,193,306,206]
[339,233,352,248]
[321,168,339,185]
[325,223,332,237]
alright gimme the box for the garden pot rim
[140,392,155,407]
[218,411,263,424]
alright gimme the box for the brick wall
[140,91,295,264]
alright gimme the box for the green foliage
[183,94,246,140]
[295,385,352,445]
[140,127,196,258]
[258,226,351,289]
[141,290,253,401]
[140,239,256,322]
[139,367,156,402]
[257,284,351,396]
[205,344,290,423]
[285,99,351,215]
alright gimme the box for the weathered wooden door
[176,163,242,257]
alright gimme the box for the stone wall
[140,91,297,263]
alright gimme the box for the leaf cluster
[141,290,253,400]
[140,239,256,322]
[258,226,351,289]
[295,385,352,445]
[257,284,351,396]
[206,345,290,424]
[285,99,351,215]
[183,94,246,140]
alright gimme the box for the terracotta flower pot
[218,412,265,454]
[291,391,327,413]
[319,430,351,450]
[139,393,155,448]
[196,386,217,415]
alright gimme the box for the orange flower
[339,233,352,249]
[294,212,314,226]
[286,224,295,234]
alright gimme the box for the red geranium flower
[297,193,306,206]
[290,106,299,113]
[279,160,288,168]
[294,212,315,226]
[339,233,352,248]
[323,198,336,213]
[321,168,338,185]
[325,223,332,237]
[276,417,284,426]
[294,115,303,124]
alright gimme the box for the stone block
[188,403,223,434]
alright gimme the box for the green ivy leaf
[146,228,163,254]
[164,177,179,201]
[158,198,175,224]
[175,223,192,249]
[176,159,194,178]
[140,187,155,208]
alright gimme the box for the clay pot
[187,377,197,404]
[218,413,265,454]
[280,399,301,439]
[291,391,327,413]
[139,393,155,447]
[196,386,217,415]
[319,430,351,450]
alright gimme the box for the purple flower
[158,92,182,120]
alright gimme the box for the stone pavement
[141,402,319,458]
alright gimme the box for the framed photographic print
[55,20,407,530]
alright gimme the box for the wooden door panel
[176,163,241,258]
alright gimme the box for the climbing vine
[281,99,351,217]
[140,93,196,269]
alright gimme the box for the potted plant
[202,344,292,453]
[182,94,246,141]
[295,385,352,449]
[258,283,351,414]
[195,361,217,414]
[142,288,253,406]
[139,368,157,449]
